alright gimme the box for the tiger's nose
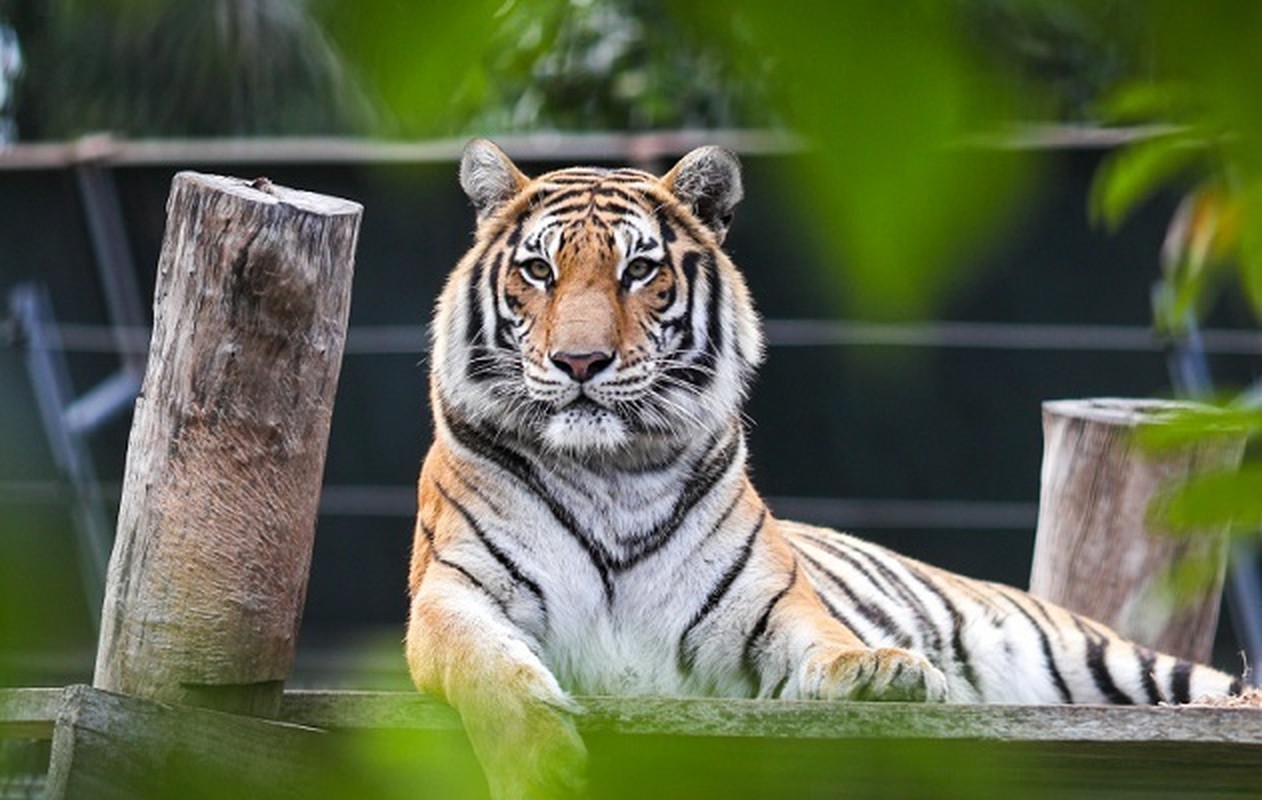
[550,350,614,383]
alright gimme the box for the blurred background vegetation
[3,0,1259,323]
[1,0,1259,795]
[2,0,1256,608]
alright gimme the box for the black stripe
[441,406,617,602]
[702,253,724,369]
[804,572,873,646]
[1074,619,1134,704]
[485,252,518,351]
[465,255,486,348]
[741,568,799,693]
[995,589,1073,703]
[505,218,524,247]
[649,194,713,244]
[663,251,708,385]
[434,481,548,624]
[592,200,643,217]
[797,550,910,648]
[616,430,740,568]
[591,184,646,204]
[1170,660,1193,704]
[1136,646,1162,704]
[679,251,699,312]
[656,209,678,243]
[543,186,593,206]
[419,523,512,619]
[800,534,932,651]
[539,200,591,217]
[677,508,766,675]
[447,459,506,516]
[437,557,511,617]
[901,563,982,695]
[1229,676,1243,696]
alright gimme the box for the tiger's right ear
[460,139,529,221]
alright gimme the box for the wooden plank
[278,690,1262,744]
[277,691,1262,799]
[0,688,62,738]
[7,689,1260,798]
[93,173,361,717]
[44,685,327,800]
[12,688,1262,747]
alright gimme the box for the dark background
[1,143,1257,685]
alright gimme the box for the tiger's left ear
[662,146,743,244]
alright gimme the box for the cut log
[92,173,361,716]
[1029,398,1246,661]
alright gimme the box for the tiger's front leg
[406,572,585,800]
[772,580,949,702]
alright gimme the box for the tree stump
[92,173,361,717]
[1029,398,1247,662]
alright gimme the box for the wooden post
[1029,398,1246,662]
[92,173,361,717]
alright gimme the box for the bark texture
[93,173,361,716]
[1029,398,1245,662]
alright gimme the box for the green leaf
[1241,183,1262,316]
[1150,465,1262,536]
[1093,80,1192,125]
[1089,134,1206,230]
[1133,405,1262,452]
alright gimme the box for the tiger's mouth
[565,395,607,412]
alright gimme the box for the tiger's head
[432,139,764,460]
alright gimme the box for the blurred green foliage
[1136,404,1262,542]
[1,1,1259,795]
[2,0,374,137]
[1082,0,1262,563]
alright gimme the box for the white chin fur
[542,406,631,453]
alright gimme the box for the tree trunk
[1029,398,1246,662]
[92,173,361,716]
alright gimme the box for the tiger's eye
[623,258,658,285]
[521,259,553,283]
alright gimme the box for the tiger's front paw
[799,646,948,702]
[458,674,587,800]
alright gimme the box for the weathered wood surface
[276,689,1262,743]
[290,691,1262,799]
[44,685,326,800]
[92,173,362,717]
[0,687,61,738]
[9,687,1261,745]
[7,689,1262,798]
[1029,398,1246,661]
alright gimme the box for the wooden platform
[3,686,1261,799]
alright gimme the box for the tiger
[405,139,1246,799]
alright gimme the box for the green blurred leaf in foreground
[1089,0,1262,322]
[671,0,1039,319]
[1134,403,1261,544]
[1151,465,1262,538]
